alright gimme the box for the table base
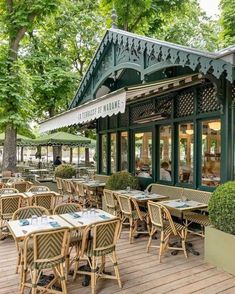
[170,241,200,256]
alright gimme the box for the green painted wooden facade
[70,29,235,190]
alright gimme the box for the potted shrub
[54,164,76,179]
[205,181,235,275]
[106,171,139,190]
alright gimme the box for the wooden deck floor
[1,233,235,294]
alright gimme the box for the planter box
[205,226,235,275]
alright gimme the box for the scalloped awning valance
[39,90,126,133]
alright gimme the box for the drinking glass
[41,215,48,225]
[126,186,131,192]
[31,215,38,226]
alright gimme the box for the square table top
[8,214,73,241]
[114,189,168,202]
[24,191,60,198]
[159,199,208,211]
[59,209,116,228]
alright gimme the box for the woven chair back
[28,186,50,193]
[117,194,132,216]
[32,193,55,211]
[7,178,24,183]
[75,182,86,197]
[0,194,23,219]
[147,201,164,228]
[103,189,116,208]
[56,177,63,191]
[13,206,50,220]
[13,181,31,193]
[24,228,69,266]
[0,188,19,195]
[53,203,81,215]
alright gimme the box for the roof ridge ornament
[111,6,117,29]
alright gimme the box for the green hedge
[54,164,76,179]
[208,181,235,235]
[106,171,139,190]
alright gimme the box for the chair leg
[129,218,133,244]
[112,251,122,288]
[146,226,156,252]
[31,268,38,294]
[60,263,67,294]
[91,256,96,294]
[181,231,188,258]
[159,231,164,263]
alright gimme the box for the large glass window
[110,133,117,173]
[201,119,221,186]
[178,123,194,184]
[120,132,128,171]
[101,134,107,173]
[135,132,152,178]
[160,125,172,181]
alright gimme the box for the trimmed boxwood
[208,181,235,235]
[106,171,139,191]
[54,164,76,179]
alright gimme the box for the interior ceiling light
[208,121,221,131]
[186,129,194,135]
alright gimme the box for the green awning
[0,133,33,146]
[32,131,92,147]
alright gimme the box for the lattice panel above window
[119,111,129,127]
[155,97,172,118]
[130,100,155,123]
[197,84,220,113]
[175,90,194,118]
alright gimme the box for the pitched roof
[70,28,235,109]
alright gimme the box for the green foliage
[54,164,76,179]
[220,0,235,46]
[208,182,235,235]
[106,171,139,190]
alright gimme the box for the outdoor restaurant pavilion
[40,28,235,191]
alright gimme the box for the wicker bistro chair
[12,206,50,274]
[0,188,19,195]
[20,228,70,294]
[62,179,76,203]
[74,181,88,207]
[103,189,120,216]
[0,182,5,189]
[0,194,24,239]
[28,186,50,193]
[32,192,56,213]
[147,201,188,262]
[73,219,122,294]
[12,181,32,193]
[116,194,150,244]
[85,185,102,208]
[56,177,64,195]
[182,189,211,237]
[53,203,83,275]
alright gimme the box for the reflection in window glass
[110,133,117,173]
[101,134,107,173]
[160,126,172,181]
[135,132,152,178]
[178,123,194,184]
[120,132,128,171]
[202,120,221,186]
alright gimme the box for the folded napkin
[49,221,60,228]
[19,219,29,226]
[175,203,190,208]
[69,212,81,219]
[99,214,110,220]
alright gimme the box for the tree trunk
[53,146,62,162]
[21,147,24,162]
[2,124,17,172]
[70,147,73,164]
[85,147,89,166]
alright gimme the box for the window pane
[110,133,117,173]
[120,132,128,171]
[135,132,152,178]
[160,126,172,181]
[202,120,221,186]
[178,123,194,184]
[101,134,107,173]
